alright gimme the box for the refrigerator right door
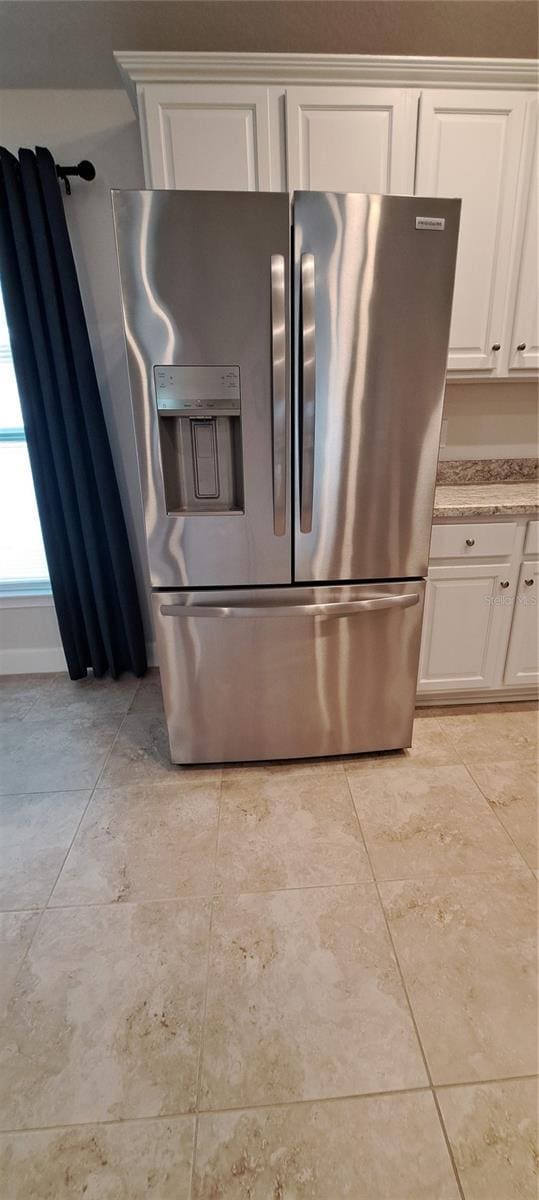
[294,192,460,583]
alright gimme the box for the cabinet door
[416,90,527,372]
[504,562,539,686]
[286,86,418,193]
[418,564,513,693]
[505,109,539,373]
[139,83,273,189]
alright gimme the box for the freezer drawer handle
[160,594,420,619]
[300,252,316,534]
[270,253,287,536]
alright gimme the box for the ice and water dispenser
[154,366,244,513]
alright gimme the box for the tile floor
[0,670,537,1199]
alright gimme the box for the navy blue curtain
[0,146,146,679]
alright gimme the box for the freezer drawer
[153,582,425,764]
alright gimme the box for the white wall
[0,86,537,672]
[441,380,538,460]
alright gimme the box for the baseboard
[416,687,538,706]
[0,646,68,675]
[0,641,158,676]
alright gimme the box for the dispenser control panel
[154,365,241,415]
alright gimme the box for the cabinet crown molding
[115,50,539,108]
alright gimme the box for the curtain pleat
[0,146,147,679]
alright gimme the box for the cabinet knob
[465,537,475,546]
[500,580,510,589]
[517,342,526,351]
[524,578,534,586]
[491,343,501,352]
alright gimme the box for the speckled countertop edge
[433,482,539,519]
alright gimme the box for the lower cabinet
[418,564,513,693]
[418,516,538,699]
[504,561,539,686]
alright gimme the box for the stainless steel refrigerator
[112,189,460,763]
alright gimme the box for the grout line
[2,861,531,917]
[343,770,466,1200]
[189,1114,199,1200]
[3,1074,538,1136]
[2,712,129,997]
[433,1072,539,1092]
[189,773,224,1190]
[463,762,537,877]
[43,713,130,908]
[0,787,96,799]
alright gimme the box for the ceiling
[1,0,537,90]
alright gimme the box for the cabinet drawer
[524,520,539,555]
[430,522,516,560]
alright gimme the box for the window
[0,285,50,594]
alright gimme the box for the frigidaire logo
[416,216,446,231]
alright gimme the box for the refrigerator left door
[112,190,291,588]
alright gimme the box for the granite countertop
[433,481,539,519]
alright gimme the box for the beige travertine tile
[200,884,426,1110]
[0,715,121,795]
[437,1078,539,1200]
[194,1092,460,1199]
[129,668,164,713]
[0,899,210,1129]
[0,790,90,909]
[380,871,538,1085]
[221,759,347,780]
[348,764,523,880]
[50,781,220,905]
[467,760,538,869]
[0,673,55,721]
[0,911,40,1007]
[28,671,139,717]
[215,770,372,893]
[100,713,221,786]
[435,709,538,765]
[344,717,462,774]
[0,1116,195,1200]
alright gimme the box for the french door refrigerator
[112,189,460,763]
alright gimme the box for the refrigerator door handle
[270,253,287,536]
[160,593,420,619]
[300,252,316,533]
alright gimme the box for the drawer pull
[524,578,534,587]
[465,537,475,547]
[491,343,501,352]
[500,580,510,589]
[517,342,526,352]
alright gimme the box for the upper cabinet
[117,53,538,379]
[138,83,275,190]
[415,89,529,373]
[285,87,418,193]
[503,107,539,373]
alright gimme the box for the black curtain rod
[56,159,96,195]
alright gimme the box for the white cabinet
[415,89,529,373]
[285,87,417,193]
[418,515,539,700]
[138,83,275,189]
[119,53,538,380]
[504,562,539,685]
[504,110,539,373]
[418,564,513,693]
